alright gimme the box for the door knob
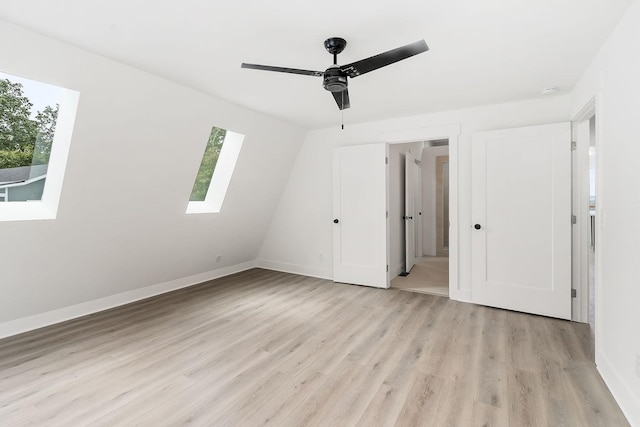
[474,224,482,230]
[333,219,339,224]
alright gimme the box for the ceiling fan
[241,38,429,111]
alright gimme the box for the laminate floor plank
[237,370,328,427]
[507,368,547,427]
[393,372,444,426]
[0,268,630,426]
[472,400,509,427]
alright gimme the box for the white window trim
[0,173,47,189]
[186,130,244,214]
[0,89,79,222]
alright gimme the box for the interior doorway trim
[573,97,596,122]
[572,99,595,324]
[383,124,462,301]
[571,92,604,357]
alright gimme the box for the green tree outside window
[0,78,59,169]
[190,126,227,201]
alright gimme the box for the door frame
[571,93,603,341]
[571,99,594,323]
[382,124,460,298]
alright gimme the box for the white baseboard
[0,261,257,340]
[596,350,640,426]
[256,259,332,280]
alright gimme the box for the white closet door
[471,123,572,319]
[333,144,388,288]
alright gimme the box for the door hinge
[386,265,389,272]
[386,211,389,218]
[385,157,388,164]
[571,288,577,298]
[571,141,577,150]
[572,215,577,225]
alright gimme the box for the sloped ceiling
[0,0,633,129]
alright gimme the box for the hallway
[391,256,449,297]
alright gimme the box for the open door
[471,123,572,319]
[333,144,388,288]
[404,152,417,273]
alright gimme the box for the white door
[414,160,423,258]
[333,144,389,288]
[471,123,572,319]
[405,152,417,273]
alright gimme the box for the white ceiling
[0,0,633,129]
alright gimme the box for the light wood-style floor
[391,256,449,297]
[0,269,629,426]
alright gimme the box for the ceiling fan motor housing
[323,66,348,92]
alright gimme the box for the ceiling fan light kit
[323,66,348,93]
[241,37,429,113]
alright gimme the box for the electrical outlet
[636,353,640,379]
[215,254,222,263]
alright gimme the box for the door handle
[403,216,413,220]
[333,219,339,224]
[474,224,482,230]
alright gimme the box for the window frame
[0,87,79,222]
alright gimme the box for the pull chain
[341,91,345,130]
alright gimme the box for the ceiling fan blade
[340,40,429,78]
[331,89,350,110]
[241,63,323,77]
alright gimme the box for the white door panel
[415,162,423,258]
[472,123,571,319]
[333,144,388,288]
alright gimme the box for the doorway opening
[436,154,450,257]
[391,139,450,297]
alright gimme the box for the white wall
[571,0,640,422]
[0,20,305,327]
[259,95,572,295]
[421,145,449,256]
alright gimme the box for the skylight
[186,126,243,214]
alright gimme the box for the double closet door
[331,122,572,320]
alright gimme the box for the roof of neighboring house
[0,164,49,185]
